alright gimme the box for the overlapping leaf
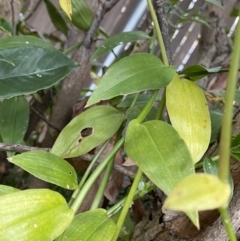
[0,96,29,156]
[0,36,78,98]
[87,53,176,106]
[166,75,211,164]
[62,209,116,241]
[51,105,124,158]
[0,189,74,241]
[59,0,72,19]
[125,119,198,226]
[0,185,19,196]
[164,173,230,211]
[91,31,152,61]
[8,151,78,189]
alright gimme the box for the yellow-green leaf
[166,75,211,164]
[164,173,231,212]
[59,0,72,20]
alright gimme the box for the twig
[0,142,134,177]
[0,143,50,153]
[30,106,61,132]
[154,0,172,64]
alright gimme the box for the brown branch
[0,142,134,177]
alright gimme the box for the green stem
[218,16,240,183]
[146,0,169,67]
[219,208,237,241]
[90,157,114,210]
[107,181,155,217]
[68,140,110,207]
[156,89,166,120]
[112,168,143,241]
[63,41,83,55]
[70,138,124,213]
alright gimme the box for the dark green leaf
[8,151,78,189]
[230,8,240,17]
[0,97,29,156]
[62,209,116,241]
[210,111,222,143]
[43,0,68,35]
[0,185,19,196]
[90,31,152,61]
[0,18,12,34]
[231,133,240,148]
[0,36,78,98]
[126,105,157,122]
[0,189,74,241]
[180,65,222,81]
[71,0,93,31]
[87,53,176,106]
[51,105,124,158]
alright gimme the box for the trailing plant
[0,0,239,240]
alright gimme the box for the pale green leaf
[164,173,230,211]
[0,185,19,196]
[166,75,211,164]
[0,189,74,241]
[8,151,78,190]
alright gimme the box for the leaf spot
[36,74,42,78]
[80,127,93,137]
[25,41,29,44]
[34,223,37,228]
[66,149,71,156]
[66,185,70,189]
[69,171,72,175]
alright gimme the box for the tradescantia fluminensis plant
[0,0,239,240]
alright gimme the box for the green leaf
[90,31,152,61]
[51,105,124,158]
[164,173,230,211]
[230,8,240,17]
[166,76,211,164]
[117,94,151,108]
[231,133,240,148]
[124,120,198,227]
[126,105,157,122]
[71,0,93,31]
[0,185,19,196]
[62,209,116,241]
[210,111,222,143]
[43,0,68,35]
[87,53,176,107]
[8,151,78,189]
[0,189,74,241]
[0,53,15,66]
[0,18,12,34]
[180,65,222,81]
[125,120,194,195]
[0,36,78,98]
[205,0,223,8]
[0,97,29,156]
[203,157,234,201]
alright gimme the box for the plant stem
[218,17,240,183]
[68,140,110,207]
[156,89,166,120]
[146,0,169,67]
[112,168,143,241]
[219,208,237,241]
[63,41,83,54]
[70,138,124,213]
[217,13,240,241]
[90,157,114,210]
